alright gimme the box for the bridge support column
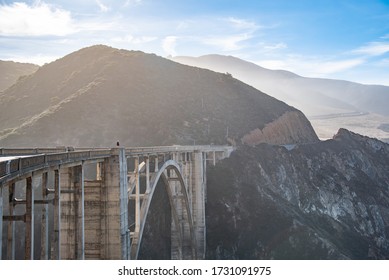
[51,170,61,259]
[40,173,49,260]
[60,165,85,259]
[101,148,128,259]
[84,179,103,259]
[25,176,34,260]
[191,151,206,259]
[0,184,3,260]
[7,182,16,260]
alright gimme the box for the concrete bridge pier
[51,170,61,260]
[7,183,16,260]
[190,151,206,260]
[0,183,3,260]
[100,148,129,260]
[60,165,85,259]
[40,173,49,259]
[25,176,34,260]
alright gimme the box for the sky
[1,0,389,85]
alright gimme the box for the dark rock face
[206,129,389,259]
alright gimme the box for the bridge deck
[0,145,233,185]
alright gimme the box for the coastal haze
[172,54,389,142]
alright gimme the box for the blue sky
[1,0,389,85]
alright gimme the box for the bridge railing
[0,149,112,184]
[0,147,69,155]
[125,145,233,156]
[0,145,234,184]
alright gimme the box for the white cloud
[202,33,252,51]
[165,16,261,53]
[352,42,389,56]
[261,42,287,51]
[6,53,60,66]
[96,0,110,12]
[227,17,260,31]
[162,36,178,56]
[0,2,75,36]
[112,34,157,44]
[123,0,143,7]
[0,1,119,37]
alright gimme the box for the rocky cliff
[206,129,389,259]
[242,111,318,145]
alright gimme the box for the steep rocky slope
[206,129,389,259]
[0,45,318,147]
[0,60,38,92]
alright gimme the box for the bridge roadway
[0,145,233,260]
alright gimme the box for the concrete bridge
[0,145,232,260]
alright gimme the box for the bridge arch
[129,159,196,260]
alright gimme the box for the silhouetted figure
[116,141,120,147]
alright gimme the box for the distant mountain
[206,129,389,259]
[0,60,39,92]
[172,54,389,117]
[0,45,318,147]
[172,55,389,141]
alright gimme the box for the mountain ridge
[0,45,318,147]
[171,54,389,142]
[0,60,39,92]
